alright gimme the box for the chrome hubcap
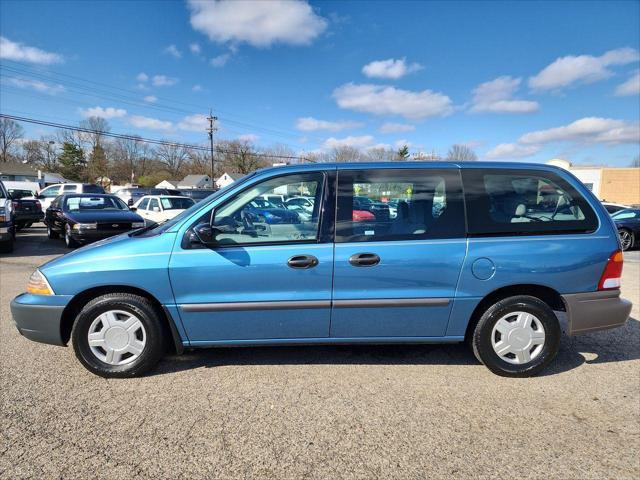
[619,230,632,250]
[491,311,545,365]
[87,310,146,365]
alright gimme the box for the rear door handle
[348,252,380,267]
[287,255,319,269]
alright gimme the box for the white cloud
[295,117,363,132]
[136,72,149,82]
[519,117,639,145]
[129,115,173,131]
[333,83,453,120]
[164,44,182,58]
[378,122,415,134]
[187,0,327,47]
[210,53,231,67]
[79,106,127,119]
[143,95,158,103]
[529,47,640,91]
[469,76,539,114]
[238,133,259,142]
[177,114,208,132]
[4,77,65,95]
[394,139,411,149]
[192,84,203,92]
[0,36,63,64]
[485,143,541,159]
[152,75,178,87]
[362,58,423,80]
[323,135,376,150]
[190,42,201,54]
[615,70,640,96]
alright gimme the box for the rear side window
[63,184,77,192]
[335,169,465,243]
[462,169,598,236]
[83,184,105,194]
[137,198,149,210]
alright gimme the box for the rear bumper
[0,224,12,241]
[15,212,44,222]
[562,290,632,335]
[10,293,73,346]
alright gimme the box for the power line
[0,113,307,162]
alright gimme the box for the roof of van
[257,161,565,174]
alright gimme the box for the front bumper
[10,293,73,346]
[70,229,132,244]
[562,290,632,335]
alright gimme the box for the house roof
[158,179,180,186]
[218,172,241,180]
[179,174,210,186]
[0,162,39,176]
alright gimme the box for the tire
[71,293,166,378]
[618,228,634,251]
[471,295,561,377]
[64,224,79,248]
[25,222,33,228]
[15,222,25,232]
[47,225,59,239]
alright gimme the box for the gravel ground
[1,226,639,479]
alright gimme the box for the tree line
[0,117,483,188]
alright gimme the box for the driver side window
[211,172,325,246]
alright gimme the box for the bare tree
[365,147,395,162]
[329,146,363,163]
[20,137,58,171]
[447,144,478,161]
[217,140,266,174]
[0,118,24,162]
[156,142,189,177]
[79,116,110,149]
[111,135,150,182]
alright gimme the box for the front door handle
[287,255,319,269]
[349,252,380,267]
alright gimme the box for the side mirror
[130,206,137,212]
[192,222,235,245]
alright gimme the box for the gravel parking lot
[1,225,639,479]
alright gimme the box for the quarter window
[335,169,465,243]
[462,169,598,236]
[137,198,149,210]
[210,172,325,245]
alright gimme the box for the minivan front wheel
[71,293,165,378]
[471,295,561,377]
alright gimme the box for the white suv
[32,183,105,211]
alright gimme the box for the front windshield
[136,171,256,235]
[160,197,195,210]
[65,196,129,211]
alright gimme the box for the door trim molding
[180,297,450,312]
[333,298,450,308]
[180,300,331,312]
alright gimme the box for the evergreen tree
[87,144,109,184]
[57,142,86,181]
[396,145,410,161]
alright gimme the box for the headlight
[131,222,145,228]
[72,223,97,230]
[27,269,54,295]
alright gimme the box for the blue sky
[1,0,639,165]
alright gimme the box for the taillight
[12,201,19,209]
[35,200,42,210]
[598,250,624,290]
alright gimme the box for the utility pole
[206,109,218,187]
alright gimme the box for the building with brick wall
[546,159,640,206]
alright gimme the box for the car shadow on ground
[152,316,640,377]
[8,226,70,257]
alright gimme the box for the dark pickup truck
[8,188,44,230]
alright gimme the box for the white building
[155,179,180,189]
[177,175,212,189]
[215,172,240,189]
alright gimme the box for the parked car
[353,196,391,221]
[44,194,144,248]
[612,208,640,251]
[0,180,15,253]
[285,196,315,212]
[115,188,182,206]
[8,188,43,230]
[352,209,376,222]
[178,189,218,203]
[244,197,300,224]
[10,162,632,378]
[602,201,631,215]
[32,183,105,211]
[132,195,195,224]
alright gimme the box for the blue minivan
[11,162,632,378]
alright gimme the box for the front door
[169,170,335,344]
[331,168,467,338]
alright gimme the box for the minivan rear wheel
[471,295,561,377]
[71,293,166,378]
[618,228,634,251]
